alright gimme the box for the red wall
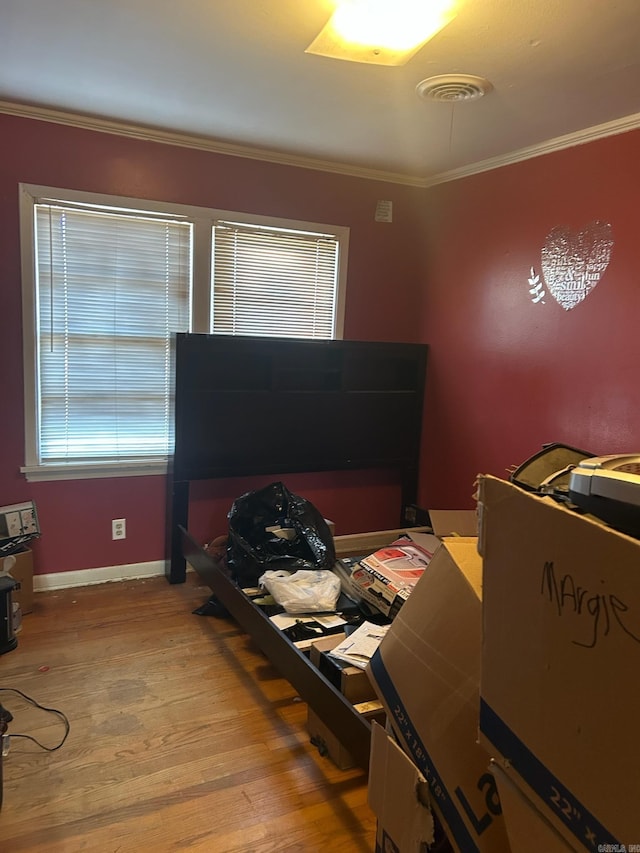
[419,129,640,508]
[0,113,427,575]
[5,112,639,577]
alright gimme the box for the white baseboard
[33,560,169,592]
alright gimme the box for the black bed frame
[166,333,428,770]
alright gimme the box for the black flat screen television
[172,333,428,491]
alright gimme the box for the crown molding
[0,99,424,187]
[422,111,640,187]
[2,99,640,190]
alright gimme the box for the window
[19,185,348,481]
[212,221,339,338]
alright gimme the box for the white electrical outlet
[112,518,126,540]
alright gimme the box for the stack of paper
[328,621,390,670]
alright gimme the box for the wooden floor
[0,574,376,852]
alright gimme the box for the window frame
[19,183,349,482]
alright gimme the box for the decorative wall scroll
[528,220,614,311]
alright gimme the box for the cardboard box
[368,722,434,852]
[307,633,385,769]
[367,538,511,853]
[477,474,639,849]
[307,700,385,770]
[310,634,379,705]
[429,509,478,538]
[349,532,441,619]
[2,547,34,615]
[333,526,431,560]
[490,764,573,853]
[332,512,477,561]
[334,515,477,619]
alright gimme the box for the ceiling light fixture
[306,0,458,67]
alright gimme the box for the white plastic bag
[259,569,341,614]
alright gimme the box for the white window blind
[212,221,338,338]
[21,185,348,481]
[34,204,192,463]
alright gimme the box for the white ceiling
[2,0,640,185]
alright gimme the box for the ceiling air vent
[416,74,493,102]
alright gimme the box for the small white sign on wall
[375,200,393,222]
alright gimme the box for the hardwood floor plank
[0,576,376,852]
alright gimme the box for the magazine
[327,621,390,670]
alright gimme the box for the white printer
[568,454,640,537]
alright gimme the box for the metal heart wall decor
[541,220,614,311]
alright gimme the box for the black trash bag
[226,482,336,588]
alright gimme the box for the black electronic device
[568,454,640,537]
[0,703,12,811]
[0,576,18,656]
[509,442,594,493]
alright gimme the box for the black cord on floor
[0,687,70,751]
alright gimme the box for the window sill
[21,459,169,482]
